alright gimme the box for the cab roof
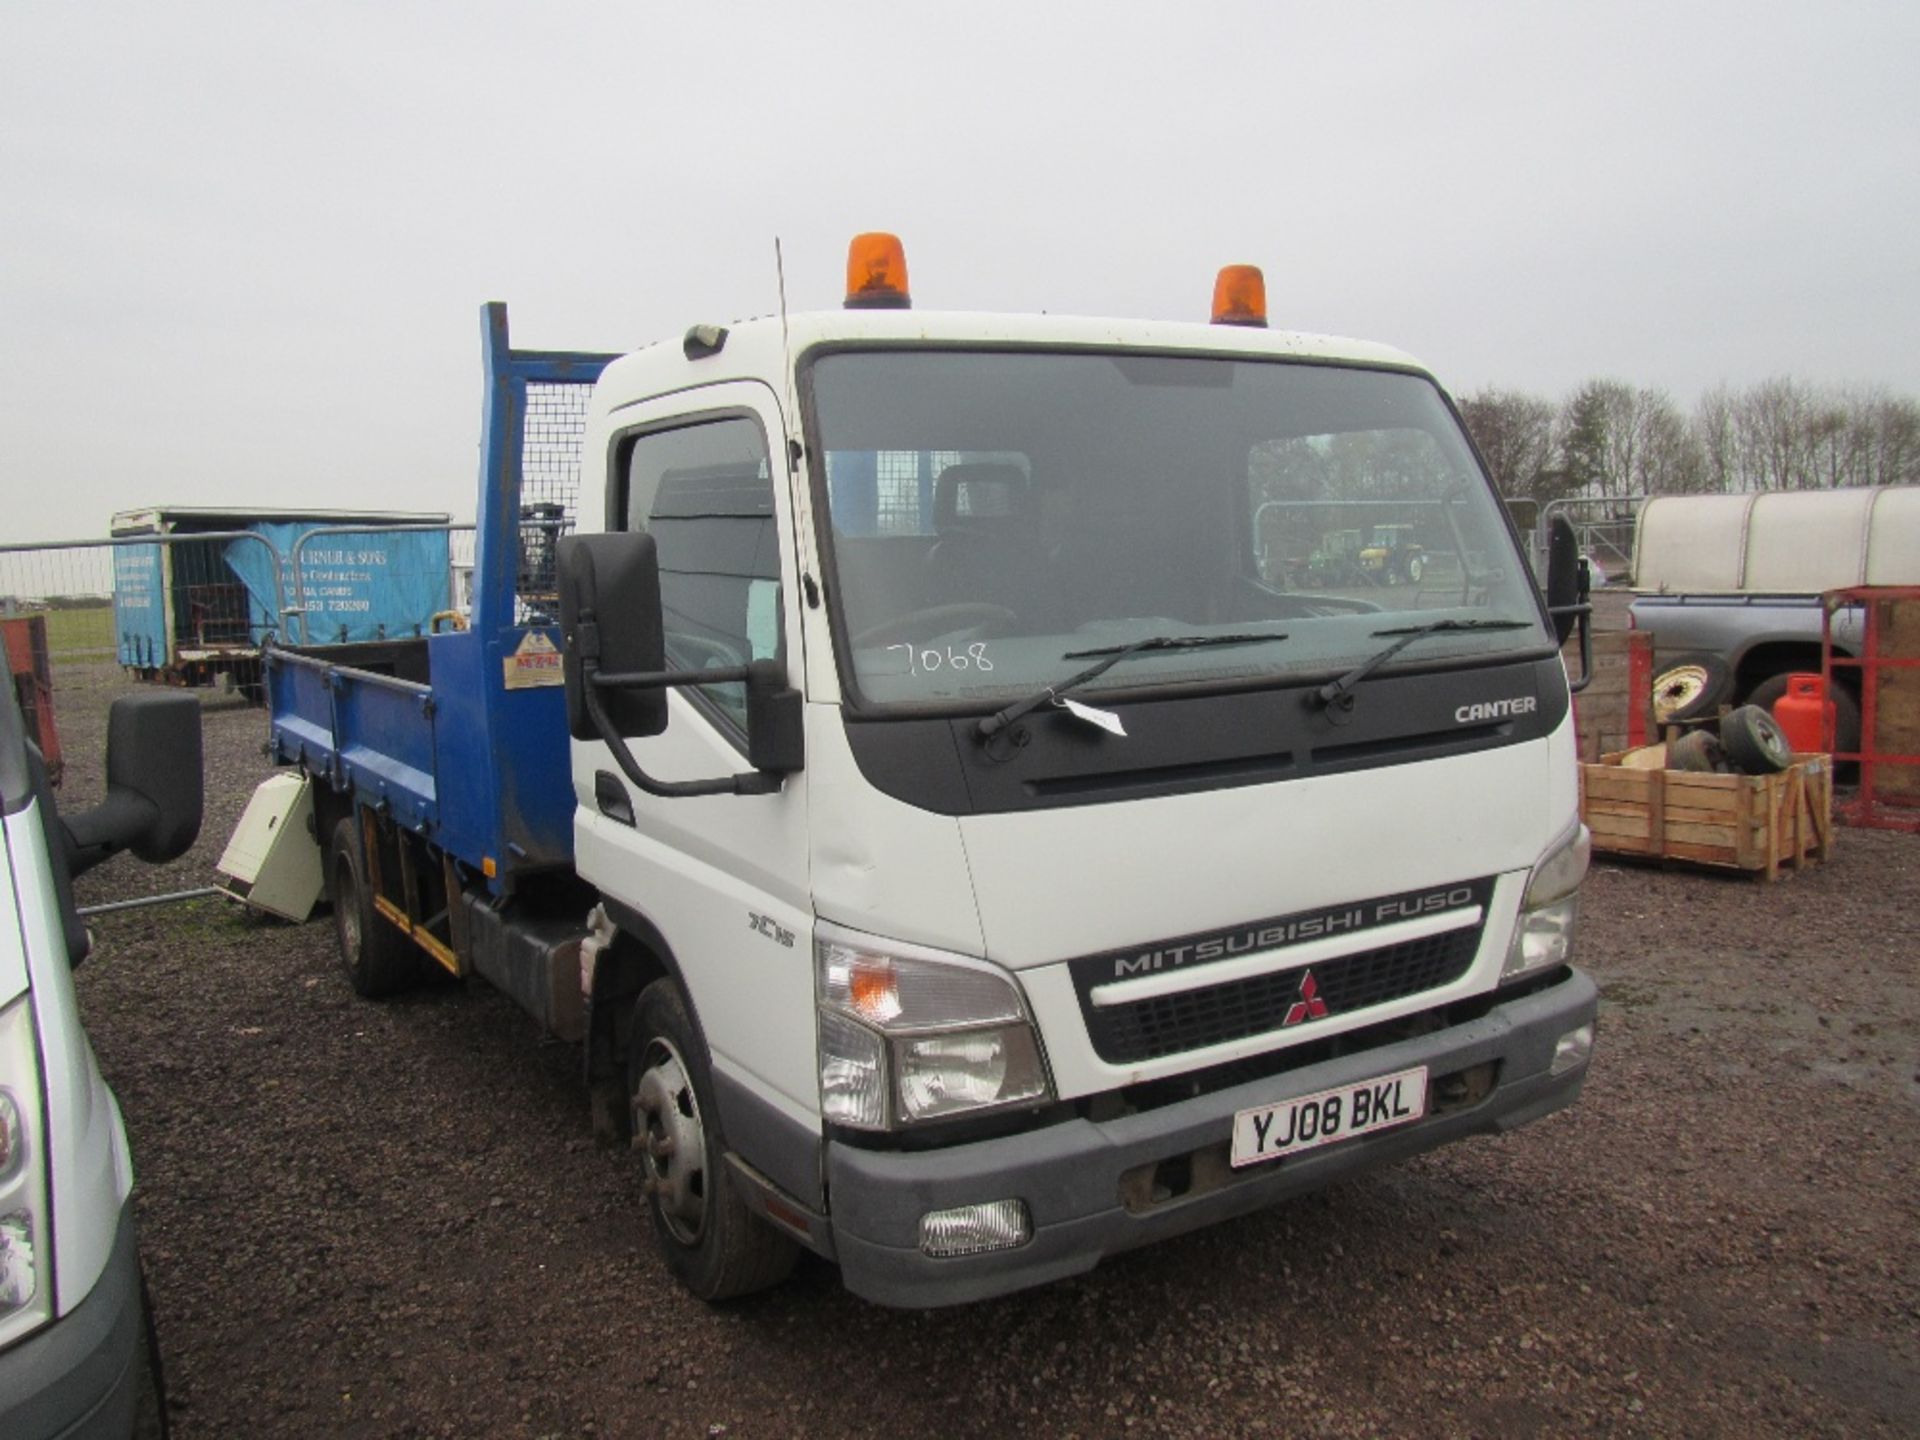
[590,309,1432,418]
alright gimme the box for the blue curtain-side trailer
[110,506,453,694]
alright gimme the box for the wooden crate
[1580,750,1834,879]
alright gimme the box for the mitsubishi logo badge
[1283,970,1330,1026]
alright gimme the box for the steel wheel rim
[633,1038,707,1245]
[1654,665,1711,722]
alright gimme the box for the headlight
[815,923,1053,1130]
[0,996,52,1349]
[1502,822,1590,983]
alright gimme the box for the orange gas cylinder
[1771,673,1834,754]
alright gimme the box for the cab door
[570,381,818,1138]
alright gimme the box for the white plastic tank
[1631,486,1920,593]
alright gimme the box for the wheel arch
[587,898,697,1093]
[1734,639,1859,702]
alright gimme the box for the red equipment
[1769,673,1834,755]
[3,614,62,785]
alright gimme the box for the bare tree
[1694,386,1741,493]
[1559,380,1697,498]
[1641,399,1707,493]
[1852,389,1920,487]
[1738,377,1811,491]
[1458,388,1562,501]
[1471,376,1919,499]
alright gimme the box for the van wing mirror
[558,534,802,799]
[1543,516,1593,693]
[559,533,668,742]
[1544,515,1582,644]
[63,692,203,877]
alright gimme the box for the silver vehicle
[0,689,200,1438]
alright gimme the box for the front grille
[1083,925,1482,1064]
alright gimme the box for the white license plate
[1230,1065,1429,1169]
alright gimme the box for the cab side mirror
[558,533,802,799]
[1544,516,1585,647]
[63,692,203,876]
[559,532,669,742]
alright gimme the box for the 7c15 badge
[748,911,795,948]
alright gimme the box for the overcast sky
[5,1,1918,541]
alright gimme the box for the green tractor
[1305,527,1367,587]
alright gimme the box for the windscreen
[809,349,1548,710]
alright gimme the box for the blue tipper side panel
[268,655,438,835]
[268,305,613,893]
[425,624,575,880]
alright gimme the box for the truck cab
[556,241,1598,1304]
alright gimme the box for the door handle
[594,770,635,827]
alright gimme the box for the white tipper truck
[270,238,1598,1308]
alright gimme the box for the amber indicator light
[1211,264,1268,327]
[845,232,912,310]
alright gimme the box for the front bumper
[827,967,1597,1308]
[0,1203,143,1440]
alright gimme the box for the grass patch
[37,603,116,656]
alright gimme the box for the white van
[0,689,200,1438]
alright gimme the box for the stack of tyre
[1652,654,1822,775]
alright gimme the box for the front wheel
[628,980,798,1301]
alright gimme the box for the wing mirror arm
[582,652,792,800]
[560,532,802,800]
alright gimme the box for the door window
[621,416,782,734]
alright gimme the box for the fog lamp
[1550,1023,1595,1077]
[918,1198,1032,1258]
[0,1212,36,1312]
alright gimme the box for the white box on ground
[216,773,323,921]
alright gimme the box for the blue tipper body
[265,305,614,892]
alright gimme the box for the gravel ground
[45,656,1920,1439]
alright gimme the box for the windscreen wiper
[976,632,1288,740]
[1312,618,1534,713]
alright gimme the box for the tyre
[327,816,419,997]
[1668,729,1726,773]
[1718,705,1793,774]
[1406,554,1425,584]
[1652,652,1732,724]
[628,979,798,1301]
[1746,673,1862,758]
